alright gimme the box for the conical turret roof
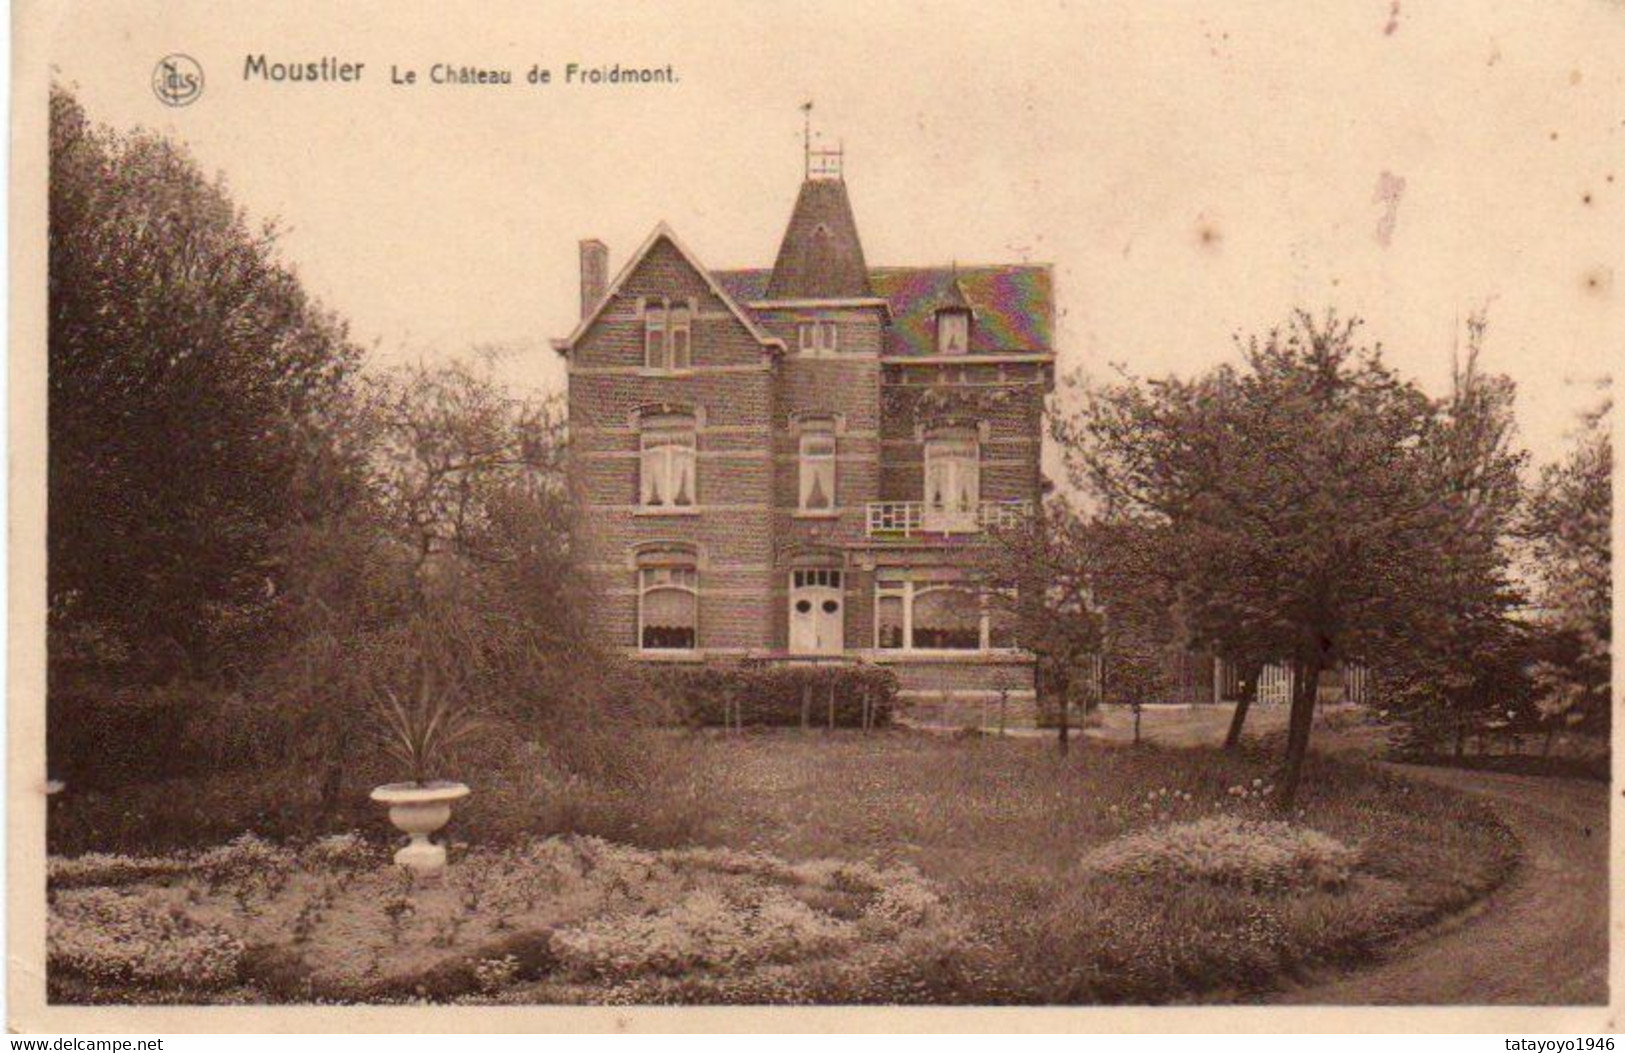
[765,178,873,300]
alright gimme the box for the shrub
[46,680,267,790]
[301,833,377,871]
[194,833,298,892]
[49,887,244,990]
[1080,815,1358,893]
[657,663,897,729]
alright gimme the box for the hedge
[654,663,898,729]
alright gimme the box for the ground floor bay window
[875,577,1017,652]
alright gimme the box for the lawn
[47,728,1519,1005]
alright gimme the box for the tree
[1060,311,1456,807]
[972,498,1102,753]
[1382,312,1528,757]
[1525,399,1611,740]
[48,86,361,682]
[252,363,622,808]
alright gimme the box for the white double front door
[789,569,844,654]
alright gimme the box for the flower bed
[46,732,1524,1005]
[47,834,957,1004]
[1080,816,1359,892]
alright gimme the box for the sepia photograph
[8,0,1620,1034]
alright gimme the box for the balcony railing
[865,500,1033,539]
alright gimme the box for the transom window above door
[792,569,842,590]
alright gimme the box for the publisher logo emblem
[153,54,204,107]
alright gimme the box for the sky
[43,0,1624,464]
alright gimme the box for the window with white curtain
[798,421,837,511]
[924,433,980,519]
[937,309,970,354]
[638,564,697,650]
[639,414,696,509]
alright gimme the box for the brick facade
[555,170,1054,708]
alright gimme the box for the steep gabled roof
[764,179,874,300]
[712,264,1054,357]
[552,223,785,355]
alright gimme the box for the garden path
[1268,762,1608,1005]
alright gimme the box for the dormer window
[644,298,693,371]
[797,321,838,356]
[937,308,970,355]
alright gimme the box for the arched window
[874,578,1019,652]
[638,551,697,651]
[639,413,696,509]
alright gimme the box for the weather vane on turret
[801,99,843,181]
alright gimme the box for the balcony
[865,500,1033,539]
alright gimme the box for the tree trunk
[1041,660,1070,755]
[1223,660,1265,750]
[1277,659,1321,811]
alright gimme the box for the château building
[552,147,1054,707]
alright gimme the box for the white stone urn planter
[369,780,470,875]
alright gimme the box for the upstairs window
[924,433,980,516]
[644,303,666,368]
[797,321,838,356]
[669,303,692,369]
[644,298,693,371]
[639,563,697,651]
[937,309,970,355]
[798,420,837,511]
[639,414,696,509]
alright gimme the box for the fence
[1080,653,1371,707]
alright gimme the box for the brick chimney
[579,239,608,318]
